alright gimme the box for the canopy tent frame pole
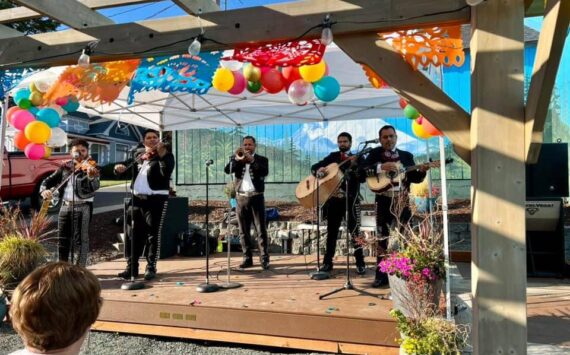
[0,99,9,192]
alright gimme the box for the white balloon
[220,60,243,72]
[287,79,314,105]
[47,104,66,117]
[46,127,67,148]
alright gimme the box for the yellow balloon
[29,91,43,106]
[29,82,40,93]
[43,146,52,159]
[24,121,51,144]
[412,119,432,139]
[243,63,261,82]
[212,67,235,92]
[299,60,326,83]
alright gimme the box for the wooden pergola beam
[0,0,471,69]
[13,0,115,29]
[173,0,219,15]
[336,33,472,164]
[525,0,570,164]
[0,0,159,25]
[0,24,24,40]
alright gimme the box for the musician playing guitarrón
[224,136,270,270]
[362,125,429,288]
[114,129,175,281]
[311,132,366,275]
[40,139,100,267]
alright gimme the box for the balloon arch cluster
[399,98,443,139]
[7,85,79,160]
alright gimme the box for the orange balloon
[421,117,443,136]
[14,131,31,151]
[6,106,22,124]
[412,119,432,139]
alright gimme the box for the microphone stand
[310,173,329,280]
[122,148,145,291]
[320,147,375,300]
[197,159,220,293]
[220,158,242,289]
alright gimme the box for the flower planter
[388,274,443,318]
[414,197,437,213]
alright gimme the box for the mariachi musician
[310,132,366,275]
[114,129,175,281]
[40,139,100,267]
[224,135,270,270]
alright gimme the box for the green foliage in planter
[0,235,47,289]
[391,309,468,355]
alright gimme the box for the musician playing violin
[310,132,367,275]
[40,139,100,267]
[114,129,175,281]
[361,125,429,288]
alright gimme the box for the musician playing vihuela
[362,125,429,288]
[224,136,270,270]
[310,132,366,275]
[40,139,100,267]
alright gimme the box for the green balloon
[16,98,32,110]
[403,104,420,120]
[247,80,262,94]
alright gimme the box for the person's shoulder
[256,154,268,161]
[8,349,38,355]
[397,148,413,157]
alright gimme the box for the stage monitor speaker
[159,197,189,259]
[526,143,569,198]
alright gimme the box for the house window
[115,124,130,137]
[116,144,129,162]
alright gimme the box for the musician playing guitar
[362,125,429,288]
[40,139,100,267]
[311,132,366,275]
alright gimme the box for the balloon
[14,131,31,151]
[29,91,43,106]
[55,97,69,106]
[6,106,22,124]
[260,68,284,94]
[421,117,443,136]
[24,143,46,160]
[324,62,330,76]
[14,88,31,103]
[243,63,261,82]
[24,121,51,144]
[11,110,35,130]
[399,98,408,109]
[313,76,340,102]
[36,108,61,128]
[212,67,235,92]
[29,106,39,116]
[403,104,420,120]
[228,71,246,95]
[47,104,66,117]
[299,60,326,83]
[62,96,79,113]
[47,127,68,148]
[43,146,52,159]
[17,98,32,110]
[412,119,432,139]
[287,79,314,105]
[282,67,302,90]
[30,80,49,93]
[220,60,243,71]
[247,80,263,94]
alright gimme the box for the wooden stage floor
[89,254,400,354]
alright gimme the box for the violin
[63,156,99,177]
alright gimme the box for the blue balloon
[14,88,31,103]
[29,106,39,116]
[313,76,340,102]
[37,108,61,128]
[62,98,80,113]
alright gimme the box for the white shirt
[62,174,94,203]
[133,160,169,196]
[238,154,255,193]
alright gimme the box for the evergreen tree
[0,1,59,34]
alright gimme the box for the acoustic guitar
[295,157,355,209]
[366,158,453,194]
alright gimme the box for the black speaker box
[526,143,569,198]
[159,197,189,259]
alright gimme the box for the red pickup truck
[1,148,71,212]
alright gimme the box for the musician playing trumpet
[224,136,270,270]
[361,125,429,288]
[40,139,100,267]
[310,132,366,275]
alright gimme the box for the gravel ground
[0,323,324,355]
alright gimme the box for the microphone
[205,159,214,166]
[363,138,379,144]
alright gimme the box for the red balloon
[6,106,22,124]
[399,98,408,109]
[261,68,284,94]
[282,66,302,90]
[422,118,443,136]
[14,131,31,151]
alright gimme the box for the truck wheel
[32,178,62,214]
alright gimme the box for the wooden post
[470,0,527,353]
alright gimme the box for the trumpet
[235,147,246,161]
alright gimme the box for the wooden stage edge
[92,321,399,355]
